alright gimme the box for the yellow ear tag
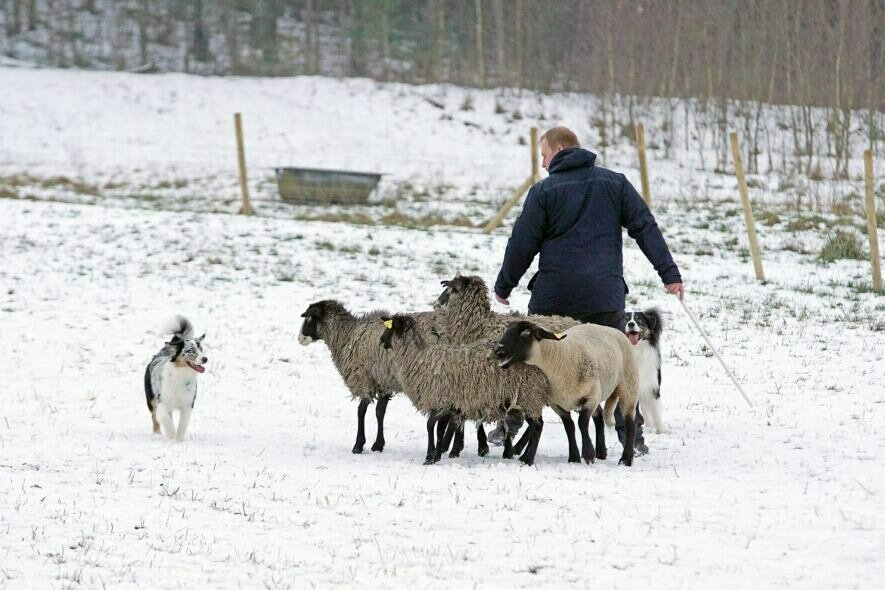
[383,320,393,330]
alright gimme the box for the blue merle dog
[144,316,207,441]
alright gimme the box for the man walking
[494,126,683,454]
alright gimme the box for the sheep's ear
[534,327,566,341]
[301,303,324,319]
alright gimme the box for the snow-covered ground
[1,66,884,588]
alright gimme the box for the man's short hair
[540,126,581,149]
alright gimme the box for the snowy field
[1,66,884,588]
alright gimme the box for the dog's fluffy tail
[160,315,194,339]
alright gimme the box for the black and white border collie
[144,316,207,441]
[624,309,668,433]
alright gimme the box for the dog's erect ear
[643,309,662,334]
[196,334,205,344]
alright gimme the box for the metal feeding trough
[274,167,382,205]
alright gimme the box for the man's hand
[495,294,510,306]
[665,282,684,300]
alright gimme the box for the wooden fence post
[483,126,538,233]
[234,113,255,215]
[729,132,765,281]
[635,123,651,207]
[864,149,881,292]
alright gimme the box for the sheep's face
[434,273,466,308]
[299,302,327,345]
[495,320,565,368]
[434,273,488,310]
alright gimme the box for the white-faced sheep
[380,313,548,466]
[494,320,641,466]
[434,273,587,455]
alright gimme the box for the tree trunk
[433,1,445,82]
[192,0,209,63]
[137,0,151,67]
[475,0,485,87]
[380,0,390,80]
[515,0,523,88]
[6,0,22,36]
[493,0,504,84]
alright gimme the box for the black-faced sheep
[299,300,490,458]
[495,320,641,466]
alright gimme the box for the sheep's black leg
[436,414,451,453]
[371,394,391,452]
[476,423,489,457]
[619,410,636,467]
[593,407,607,460]
[436,418,457,462]
[449,423,465,458]
[519,417,544,466]
[554,407,580,463]
[512,427,531,455]
[424,410,440,465]
[502,435,514,459]
[578,408,595,464]
[353,398,370,454]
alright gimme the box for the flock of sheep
[298,273,642,467]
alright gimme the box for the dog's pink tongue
[628,333,640,346]
[188,362,206,374]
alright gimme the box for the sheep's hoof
[423,457,435,465]
[448,450,461,459]
[519,455,534,466]
[618,455,633,467]
[596,448,607,460]
[352,445,365,454]
[371,440,385,452]
[583,455,595,465]
[477,445,489,457]
[568,454,581,464]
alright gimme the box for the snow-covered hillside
[1,66,883,588]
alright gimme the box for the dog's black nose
[202,356,208,363]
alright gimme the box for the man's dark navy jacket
[494,148,681,316]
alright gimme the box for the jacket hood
[548,148,596,174]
